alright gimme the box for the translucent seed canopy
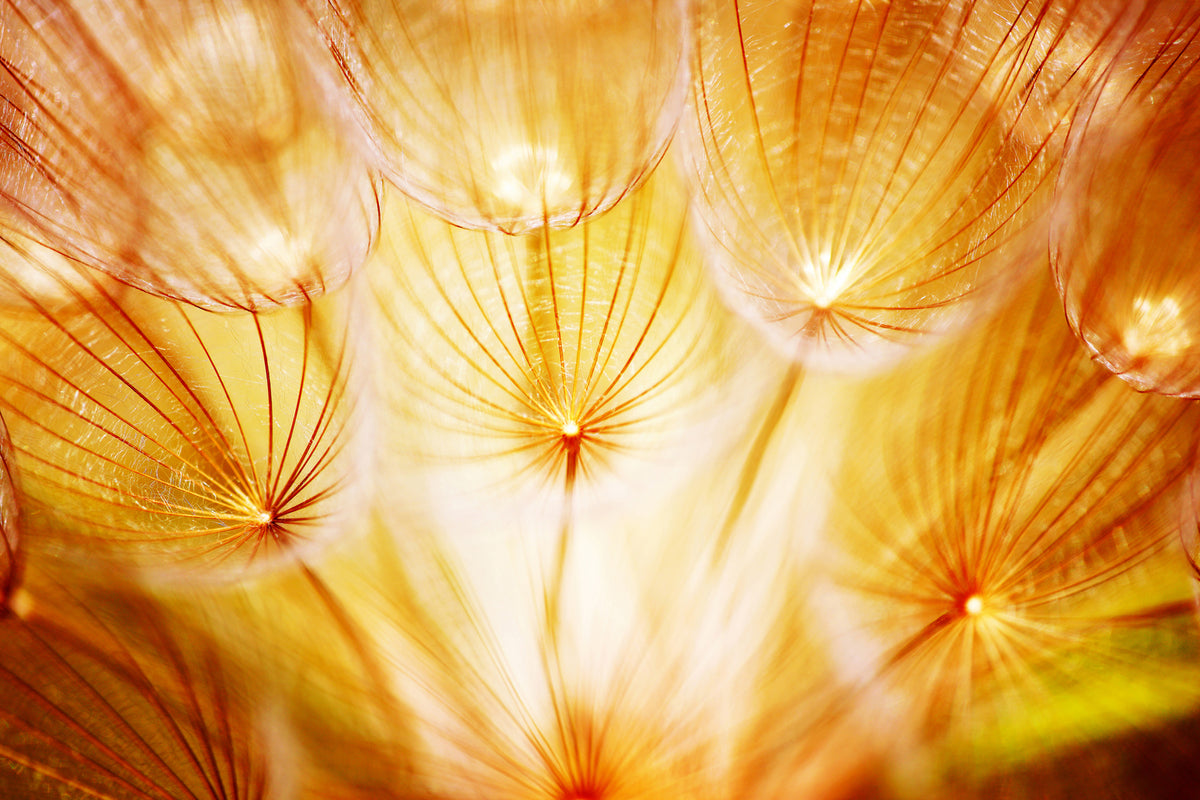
[372,170,746,521]
[820,275,1200,770]
[314,0,689,233]
[1052,8,1200,396]
[0,0,380,312]
[683,0,1094,368]
[360,512,747,800]
[0,274,366,581]
[0,573,288,800]
[974,0,1146,147]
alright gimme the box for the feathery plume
[682,0,1133,368]
[1052,3,1200,396]
[349,499,774,799]
[0,268,367,581]
[309,0,689,232]
[818,272,1200,787]
[0,0,380,311]
[371,166,756,530]
[0,566,293,799]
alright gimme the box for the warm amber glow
[372,166,752,525]
[0,0,379,311]
[0,568,290,800]
[821,275,1200,768]
[317,0,688,232]
[682,0,1110,368]
[1049,3,1200,398]
[0,2,1199,800]
[0,282,364,580]
[1122,295,1193,358]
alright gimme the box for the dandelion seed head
[6,0,1200,796]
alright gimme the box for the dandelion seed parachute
[0,269,367,582]
[818,273,1200,785]
[354,379,864,799]
[1051,5,1200,397]
[311,0,689,233]
[157,530,422,800]
[356,501,765,800]
[973,0,1150,148]
[0,0,380,312]
[0,568,292,800]
[682,0,1130,369]
[371,167,752,527]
